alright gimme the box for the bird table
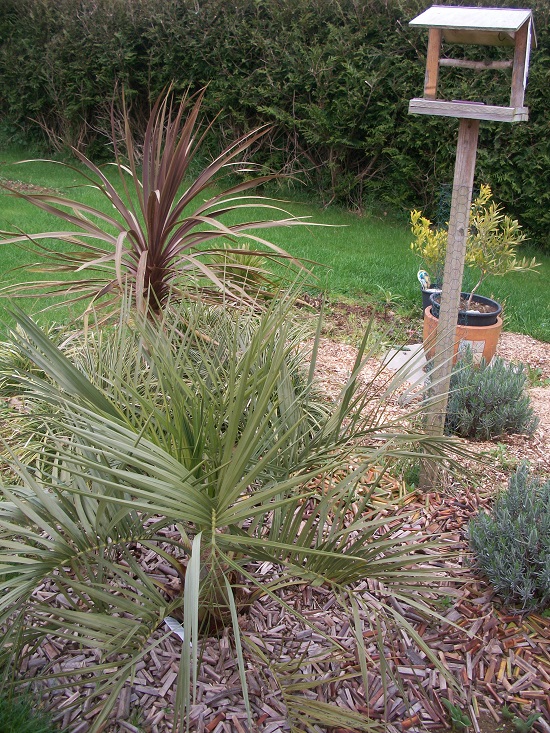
[407,5,535,485]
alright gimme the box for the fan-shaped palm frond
[0,290,469,731]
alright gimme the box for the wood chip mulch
[28,482,550,733]
[15,331,550,733]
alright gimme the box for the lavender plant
[445,350,538,441]
[469,465,550,611]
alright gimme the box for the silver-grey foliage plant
[469,464,550,610]
[445,350,538,441]
[0,289,468,731]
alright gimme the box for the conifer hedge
[1,0,548,249]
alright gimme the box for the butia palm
[0,291,468,731]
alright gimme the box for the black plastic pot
[429,292,502,327]
[421,286,442,311]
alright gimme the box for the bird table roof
[410,6,535,47]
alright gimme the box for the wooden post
[420,117,480,489]
[424,28,442,99]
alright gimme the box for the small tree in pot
[412,186,539,317]
[465,184,538,309]
[410,210,446,310]
[420,186,540,363]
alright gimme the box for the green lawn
[268,203,550,341]
[1,144,549,341]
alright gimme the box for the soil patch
[456,297,498,314]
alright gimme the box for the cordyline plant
[0,88,310,317]
[0,287,470,732]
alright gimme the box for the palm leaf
[0,288,473,730]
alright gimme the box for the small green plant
[526,366,550,388]
[486,443,519,472]
[441,698,472,731]
[445,349,538,441]
[469,464,550,611]
[512,712,542,733]
[501,705,542,731]
[374,285,404,316]
[0,692,57,733]
[390,455,423,491]
[436,595,455,610]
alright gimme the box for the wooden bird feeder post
[408,6,536,486]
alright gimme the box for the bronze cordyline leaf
[1,88,312,317]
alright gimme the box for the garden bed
[15,328,549,733]
[26,467,550,733]
[312,331,550,479]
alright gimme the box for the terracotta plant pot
[423,306,503,364]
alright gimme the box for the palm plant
[0,290,469,731]
[0,88,309,317]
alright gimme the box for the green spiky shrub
[469,465,550,611]
[445,350,538,441]
[0,288,468,732]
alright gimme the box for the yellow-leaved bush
[410,209,447,286]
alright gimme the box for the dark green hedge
[1,0,548,249]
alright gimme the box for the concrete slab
[382,343,428,386]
